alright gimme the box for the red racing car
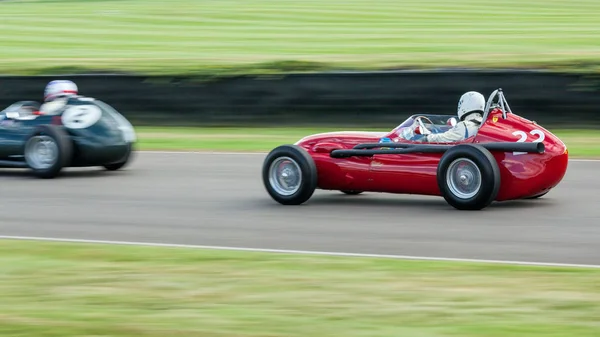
[261,89,569,210]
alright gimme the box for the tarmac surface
[0,152,598,265]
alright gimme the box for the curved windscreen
[0,101,41,115]
[393,114,458,131]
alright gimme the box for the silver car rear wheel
[25,135,59,170]
[23,125,72,179]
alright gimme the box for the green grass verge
[0,239,599,337]
[1,0,600,75]
[134,127,600,158]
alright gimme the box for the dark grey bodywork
[0,97,135,172]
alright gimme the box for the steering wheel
[414,116,435,133]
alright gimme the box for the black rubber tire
[437,144,501,210]
[262,144,318,205]
[341,190,363,195]
[24,125,73,179]
[104,142,134,171]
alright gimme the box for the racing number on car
[62,105,102,129]
[512,129,545,155]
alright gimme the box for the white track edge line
[0,235,599,269]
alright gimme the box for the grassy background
[1,0,600,75]
[1,239,599,337]
[134,127,600,157]
[2,0,599,153]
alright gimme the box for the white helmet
[44,80,78,102]
[457,91,485,120]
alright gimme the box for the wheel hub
[446,158,481,199]
[269,157,302,196]
[459,171,473,185]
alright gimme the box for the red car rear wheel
[437,144,501,210]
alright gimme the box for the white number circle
[62,105,102,129]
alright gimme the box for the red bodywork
[294,108,568,201]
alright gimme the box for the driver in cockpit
[402,91,485,143]
[39,80,79,115]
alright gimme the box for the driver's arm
[422,123,466,143]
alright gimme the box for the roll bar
[482,88,513,122]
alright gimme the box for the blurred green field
[1,0,600,75]
[1,238,599,337]
[134,127,600,157]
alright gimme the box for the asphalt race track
[0,152,598,266]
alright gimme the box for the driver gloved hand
[414,125,431,135]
